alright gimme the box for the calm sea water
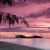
[0,38,50,50]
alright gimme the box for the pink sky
[0,0,50,38]
[0,2,50,27]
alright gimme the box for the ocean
[0,38,50,50]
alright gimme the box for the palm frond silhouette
[0,0,13,6]
[22,19,29,27]
[0,13,2,23]
[12,15,19,24]
[0,12,29,28]
[0,0,27,6]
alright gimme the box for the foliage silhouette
[0,12,29,28]
[0,13,2,23]
[12,15,19,24]
[0,0,13,6]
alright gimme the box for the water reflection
[0,38,50,50]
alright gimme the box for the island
[15,35,43,38]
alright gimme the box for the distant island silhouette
[15,35,43,38]
[15,35,26,38]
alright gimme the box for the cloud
[32,0,50,3]
[25,8,50,18]
[0,27,50,33]
[45,8,50,18]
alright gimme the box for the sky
[0,0,50,38]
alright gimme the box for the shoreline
[0,41,43,50]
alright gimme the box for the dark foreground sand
[0,41,43,50]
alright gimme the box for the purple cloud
[25,8,50,18]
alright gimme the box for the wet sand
[0,41,43,50]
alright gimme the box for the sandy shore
[0,41,43,50]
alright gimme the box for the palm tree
[0,12,4,23]
[0,0,13,6]
[20,18,29,27]
[0,0,27,6]
[6,0,12,6]
[0,12,6,23]
[12,15,19,24]
[23,19,29,27]
[18,17,29,27]
[20,18,24,23]
[0,12,29,28]
[1,0,6,5]
[0,13,2,23]
[5,13,15,27]
[9,18,15,27]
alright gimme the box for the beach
[0,41,43,50]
